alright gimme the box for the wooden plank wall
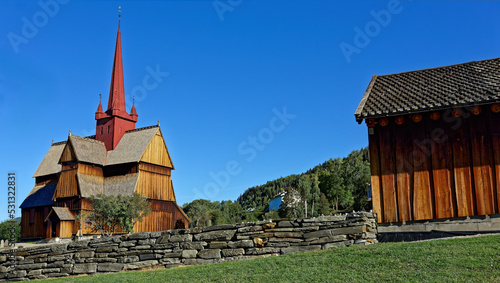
[140,131,174,168]
[136,166,174,201]
[54,166,78,199]
[369,105,500,223]
[20,207,49,239]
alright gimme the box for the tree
[87,193,152,236]
[318,193,330,215]
[310,174,321,217]
[183,199,212,227]
[298,175,312,218]
[281,186,302,218]
[0,219,20,242]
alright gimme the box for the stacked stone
[0,213,377,281]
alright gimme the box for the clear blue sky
[1,0,499,221]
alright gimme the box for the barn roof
[69,135,107,165]
[19,184,56,208]
[32,143,66,178]
[355,57,500,123]
[105,126,159,166]
[45,207,75,222]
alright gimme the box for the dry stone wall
[0,213,377,281]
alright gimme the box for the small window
[29,208,35,224]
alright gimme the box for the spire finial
[99,93,102,102]
[51,139,54,145]
[133,96,135,104]
[118,6,121,18]
[158,120,160,126]
[69,129,72,136]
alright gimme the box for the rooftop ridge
[125,124,159,133]
[70,134,106,145]
[378,57,500,78]
[52,141,67,146]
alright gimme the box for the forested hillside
[182,147,370,227]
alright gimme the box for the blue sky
[1,0,499,221]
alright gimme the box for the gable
[105,126,159,166]
[140,129,174,168]
[59,139,77,163]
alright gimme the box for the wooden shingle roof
[105,126,159,166]
[45,207,75,222]
[19,184,56,208]
[32,143,66,178]
[355,57,500,123]
[68,135,107,165]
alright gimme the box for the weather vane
[99,93,102,102]
[118,6,121,18]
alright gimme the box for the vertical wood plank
[450,115,475,217]
[394,119,413,221]
[378,123,398,223]
[429,119,456,219]
[469,112,496,215]
[368,128,383,223]
[411,118,434,220]
[489,108,500,213]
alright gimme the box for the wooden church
[20,21,189,240]
[355,57,500,224]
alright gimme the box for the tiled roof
[32,143,66,178]
[19,184,56,208]
[354,57,500,123]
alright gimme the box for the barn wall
[369,105,500,223]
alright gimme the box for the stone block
[273,232,303,238]
[209,241,228,249]
[119,241,137,248]
[197,249,221,259]
[15,263,47,270]
[42,268,61,274]
[161,258,181,265]
[163,251,182,258]
[183,258,217,265]
[157,234,171,244]
[69,240,90,249]
[97,263,124,272]
[73,263,97,274]
[222,248,245,257]
[202,224,236,232]
[130,245,151,250]
[237,226,263,233]
[170,234,193,242]
[139,254,162,261]
[181,250,198,259]
[194,230,236,241]
[128,232,151,240]
[228,240,254,249]
[246,247,281,255]
[139,238,156,245]
[277,221,293,228]
[182,241,207,250]
[124,260,159,270]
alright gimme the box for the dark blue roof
[19,184,56,208]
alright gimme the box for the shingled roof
[32,143,66,178]
[105,126,159,166]
[355,57,500,123]
[45,207,75,222]
[19,184,56,208]
[68,135,107,165]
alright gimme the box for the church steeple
[95,18,138,151]
[107,20,126,113]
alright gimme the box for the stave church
[19,20,189,240]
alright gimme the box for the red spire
[96,94,103,114]
[107,20,126,112]
[130,99,137,116]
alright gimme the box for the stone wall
[0,213,377,281]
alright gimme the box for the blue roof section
[19,184,56,208]
[268,195,282,212]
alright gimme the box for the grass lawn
[43,235,500,282]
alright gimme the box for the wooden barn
[355,57,500,224]
[19,21,189,240]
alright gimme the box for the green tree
[310,174,321,217]
[87,193,151,236]
[318,193,331,215]
[0,219,20,242]
[298,175,312,217]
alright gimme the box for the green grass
[44,235,500,282]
